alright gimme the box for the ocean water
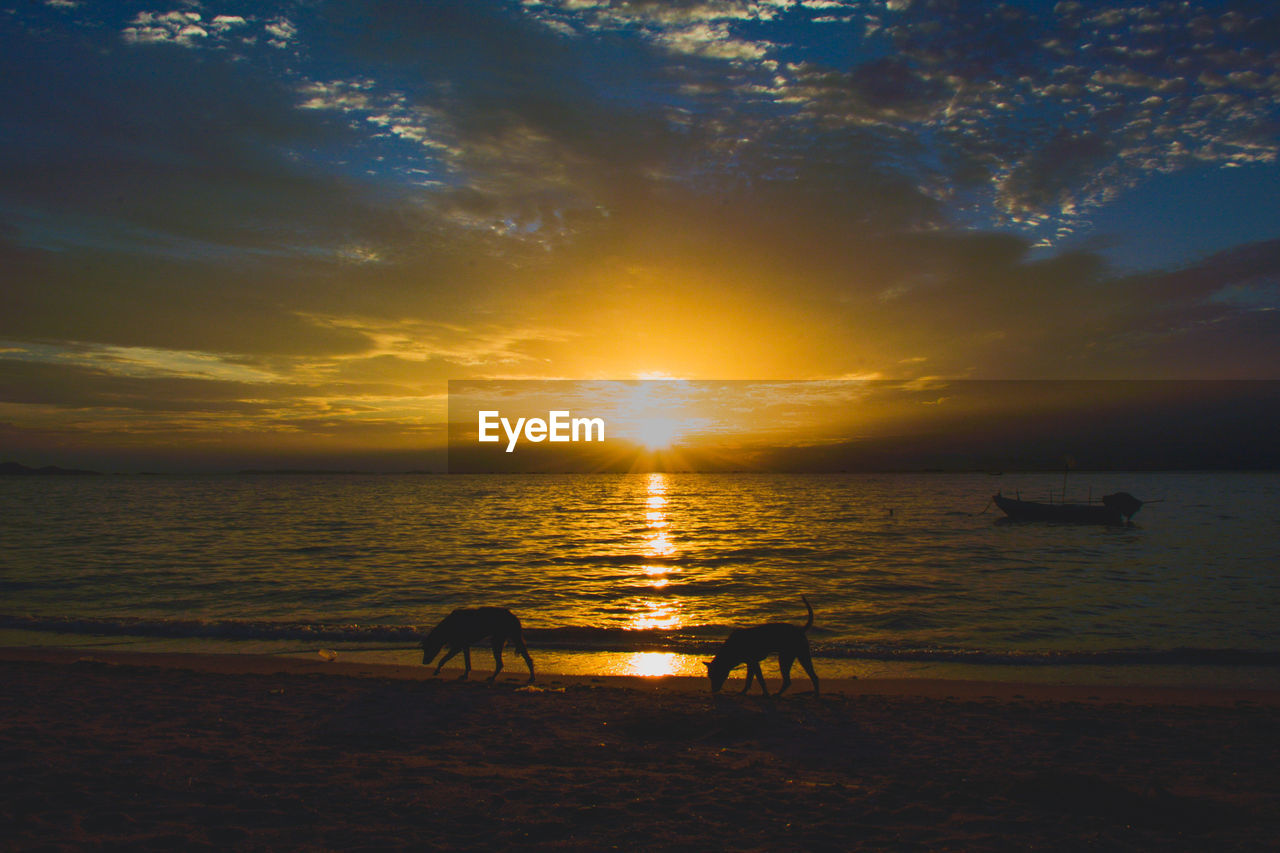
[2,471,1278,687]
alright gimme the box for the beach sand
[3,648,1279,851]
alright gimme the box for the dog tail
[801,595,814,632]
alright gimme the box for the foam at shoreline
[5,620,1279,690]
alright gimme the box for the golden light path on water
[613,473,687,677]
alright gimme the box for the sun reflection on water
[619,651,682,677]
[641,473,675,560]
[625,473,685,632]
[645,530,676,558]
[626,600,681,630]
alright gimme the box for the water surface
[3,471,1277,686]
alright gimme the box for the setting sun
[629,416,685,451]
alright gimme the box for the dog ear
[702,661,712,671]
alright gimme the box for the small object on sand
[318,649,338,662]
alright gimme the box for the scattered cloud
[264,17,296,49]
[651,21,772,60]
[122,10,210,47]
[2,0,1277,467]
[119,8,279,49]
[298,314,577,370]
[0,341,283,384]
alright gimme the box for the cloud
[210,15,248,33]
[2,0,1278,469]
[651,21,771,60]
[0,16,434,284]
[747,1,1280,238]
[21,0,1274,253]
[298,314,578,370]
[10,0,1279,249]
[264,17,296,48]
[0,358,287,416]
[120,9,258,49]
[121,11,209,47]
[0,341,283,384]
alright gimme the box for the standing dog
[704,596,818,696]
[420,607,535,683]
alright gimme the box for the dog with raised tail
[704,596,818,696]
[420,607,535,683]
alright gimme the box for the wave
[514,546,823,570]
[814,642,1280,668]
[0,614,423,644]
[4,614,1279,669]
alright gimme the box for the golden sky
[2,1,1278,470]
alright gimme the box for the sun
[629,416,685,451]
[606,380,709,453]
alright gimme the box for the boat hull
[993,494,1137,525]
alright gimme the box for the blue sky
[1,0,1278,469]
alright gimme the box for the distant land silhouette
[1,461,101,476]
[238,468,369,475]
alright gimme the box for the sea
[2,471,1278,688]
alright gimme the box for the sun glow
[628,416,685,451]
[606,382,705,453]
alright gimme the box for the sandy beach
[3,647,1278,851]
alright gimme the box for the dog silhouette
[704,596,818,696]
[420,607,535,682]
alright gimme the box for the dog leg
[777,654,794,695]
[748,661,769,696]
[797,648,819,697]
[508,632,535,682]
[460,646,472,680]
[487,638,505,682]
[434,645,463,676]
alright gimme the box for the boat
[993,491,1143,525]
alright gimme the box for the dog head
[703,658,730,693]
[420,630,446,666]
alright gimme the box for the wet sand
[3,647,1279,851]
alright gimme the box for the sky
[1,0,1278,471]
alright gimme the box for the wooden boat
[993,491,1143,525]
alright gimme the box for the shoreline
[5,645,1280,706]
[5,629,1280,692]
[6,646,1280,850]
